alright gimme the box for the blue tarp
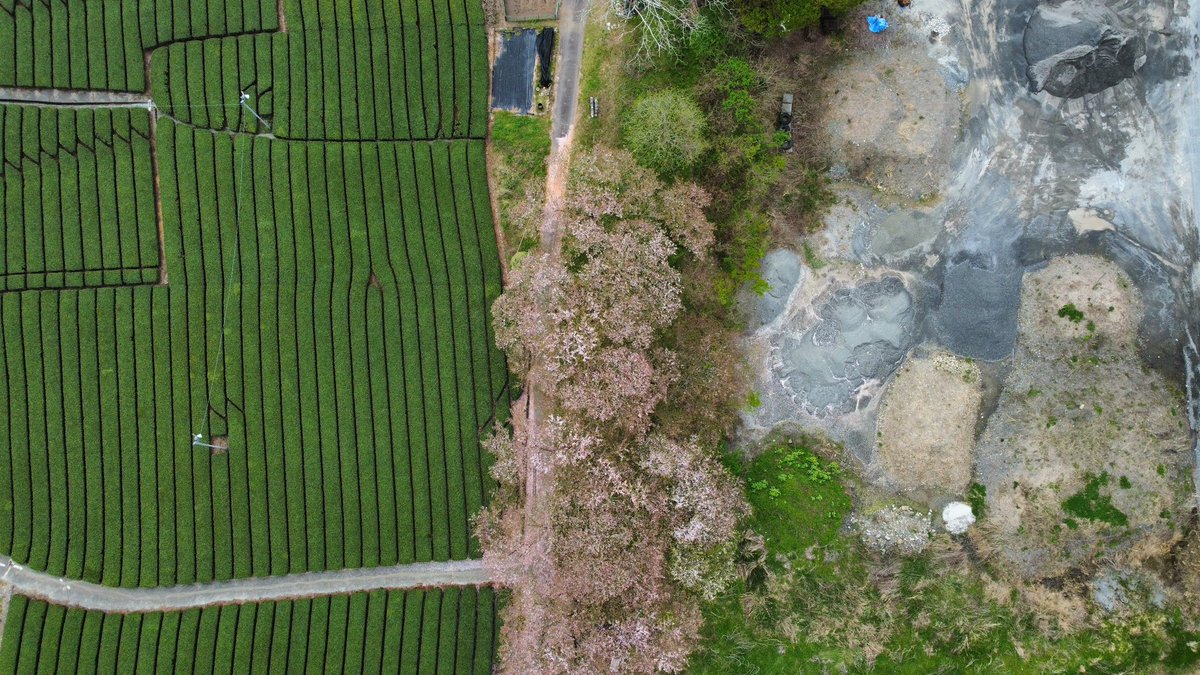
[867,15,889,32]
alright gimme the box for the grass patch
[802,241,826,270]
[490,111,551,254]
[691,445,1200,672]
[739,442,852,551]
[1057,303,1085,323]
[693,441,862,673]
[1061,472,1128,527]
[967,482,988,520]
[492,112,551,176]
[576,12,631,150]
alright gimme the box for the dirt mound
[820,42,960,200]
[874,353,981,499]
[973,256,1191,580]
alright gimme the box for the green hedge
[0,126,505,586]
[0,0,503,589]
[0,0,278,92]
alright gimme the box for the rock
[1023,1,1146,99]
[1092,569,1167,612]
[854,505,931,556]
[942,501,975,534]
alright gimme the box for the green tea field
[0,0,504,668]
[0,588,497,673]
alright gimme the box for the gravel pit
[931,253,1023,362]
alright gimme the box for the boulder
[1023,1,1146,98]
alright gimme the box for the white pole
[239,91,272,130]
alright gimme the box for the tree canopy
[622,89,708,175]
[733,0,861,37]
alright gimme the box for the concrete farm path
[500,0,590,586]
[549,0,587,143]
[0,87,153,108]
[0,557,491,613]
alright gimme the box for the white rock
[942,501,976,534]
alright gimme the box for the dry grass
[1174,525,1200,621]
[874,353,982,499]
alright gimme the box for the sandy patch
[874,353,981,499]
[974,255,1191,580]
[820,41,961,200]
[1067,208,1116,235]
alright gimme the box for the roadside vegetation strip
[0,0,279,93]
[489,111,551,255]
[0,587,497,673]
[0,106,159,291]
[0,121,507,587]
[149,25,488,140]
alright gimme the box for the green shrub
[1058,303,1085,323]
[714,58,757,93]
[721,89,758,129]
[684,11,733,62]
[967,482,988,520]
[734,0,864,38]
[622,89,708,174]
[714,210,771,304]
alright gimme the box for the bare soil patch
[504,0,557,22]
[973,255,1192,580]
[874,353,981,500]
[819,41,960,200]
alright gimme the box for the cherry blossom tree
[481,145,748,673]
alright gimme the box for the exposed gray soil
[772,276,915,416]
[744,0,1200,578]
[932,252,1024,360]
[754,249,804,327]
